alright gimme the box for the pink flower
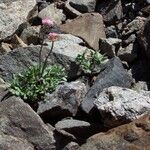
[42,18,54,27]
[48,33,59,41]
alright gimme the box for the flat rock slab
[60,13,106,50]
[55,119,90,130]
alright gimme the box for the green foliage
[9,65,67,101]
[76,49,108,74]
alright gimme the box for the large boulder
[0,96,55,150]
[80,114,150,150]
[81,57,133,114]
[37,81,87,120]
[94,86,150,128]
[0,0,36,40]
[0,34,87,81]
[60,13,106,50]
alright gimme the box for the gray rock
[37,81,87,119]
[106,26,118,38]
[55,119,90,130]
[123,34,136,46]
[55,118,91,143]
[132,81,149,91]
[0,0,36,40]
[20,26,41,45]
[99,38,121,57]
[63,142,80,150]
[0,35,86,81]
[81,57,133,114]
[94,86,150,128]
[122,17,146,36]
[96,0,123,24]
[0,96,55,150]
[38,3,66,25]
[0,133,34,150]
[118,43,137,63]
[65,0,96,14]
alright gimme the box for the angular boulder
[94,86,150,128]
[60,13,106,50]
[37,81,87,120]
[0,0,36,40]
[81,57,133,114]
[0,96,55,150]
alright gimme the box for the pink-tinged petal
[48,32,59,41]
[42,18,54,27]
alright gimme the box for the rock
[0,77,9,102]
[0,35,87,81]
[94,86,150,128]
[63,142,80,150]
[123,34,136,46]
[64,1,82,17]
[60,13,106,50]
[0,42,12,55]
[65,0,96,14]
[96,0,123,25]
[138,16,150,59]
[106,25,118,38]
[118,43,138,63]
[10,34,27,49]
[80,114,150,150]
[122,17,146,36]
[0,0,36,40]
[20,26,41,45]
[0,96,56,150]
[99,38,121,57]
[55,118,90,131]
[0,133,34,150]
[38,3,66,25]
[37,81,87,120]
[37,0,48,12]
[81,57,133,114]
[54,129,77,150]
[55,118,93,143]
[132,81,149,91]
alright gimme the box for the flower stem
[41,41,54,76]
[39,34,45,73]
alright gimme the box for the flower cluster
[9,18,66,103]
[42,18,58,41]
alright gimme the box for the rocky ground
[0,0,150,150]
